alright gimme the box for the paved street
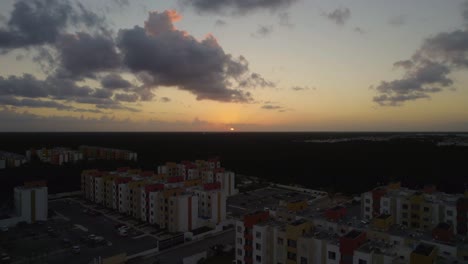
[129,229,234,264]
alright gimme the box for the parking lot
[1,199,160,264]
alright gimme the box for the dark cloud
[95,103,140,112]
[181,0,298,15]
[114,93,139,102]
[113,0,130,7]
[118,10,271,102]
[101,74,133,90]
[160,97,171,103]
[373,61,452,106]
[393,60,414,70]
[0,96,73,110]
[0,0,104,51]
[252,25,273,38]
[373,6,468,106]
[215,19,227,27]
[0,96,103,113]
[325,8,351,26]
[55,32,120,78]
[388,14,407,27]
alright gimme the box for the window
[402,204,408,209]
[328,251,336,260]
[287,239,297,248]
[237,238,242,244]
[383,201,389,206]
[423,207,430,212]
[256,232,261,238]
[277,238,284,245]
[446,210,453,216]
[287,252,296,260]
[256,243,261,250]
[237,249,242,256]
[411,204,420,210]
[256,255,261,262]
[365,198,371,203]
[365,207,370,212]
[300,257,308,264]
[358,260,367,264]
[402,212,408,218]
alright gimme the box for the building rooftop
[344,230,363,239]
[413,243,435,256]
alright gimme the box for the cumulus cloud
[373,3,468,106]
[181,0,299,15]
[325,8,351,26]
[55,32,120,78]
[118,10,271,102]
[252,25,274,38]
[114,93,139,102]
[0,0,104,51]
[101,74,133,90]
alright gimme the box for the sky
[0,0,468,131]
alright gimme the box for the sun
[229,127,235,131]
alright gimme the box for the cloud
[55,32,120,78]
[262,104,282,110]
[160,97,171,103]
[214,19,227,27]
[388,14,407,27]
[291,86,314,91]
[252,25,274,38]
[0,0,104,51]
[101,74,133,90]
[118,10,271,102]
[373,5,468,106]
[180,0,299,15]
[325,8,351,26]
[373,61,453,106]
[0,96,104,113]
[114,93,139,102]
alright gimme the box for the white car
[72,245,80,254]
[1,226,8,232]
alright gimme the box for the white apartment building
[167,194,199,232]
[216,171,238,197]
[14,185,48,223]
[195,189,226,224]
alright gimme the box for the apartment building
[362,183,465,235]
[167,194,199,232]
[79,145,137,161]
[26,147,83,165]
[82,159,234,233]
[0,181,48,227]
[0,151,27,169]
[235,210,270,264]
[195,184,227,225]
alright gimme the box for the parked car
[72,245,80,254]
[1,226,8,232]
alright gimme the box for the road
[129,230,234,264]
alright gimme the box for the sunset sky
[1,0,468,131]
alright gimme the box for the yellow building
[410,243,437,264]
[285,219,313,264]
[372,214,394,231]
